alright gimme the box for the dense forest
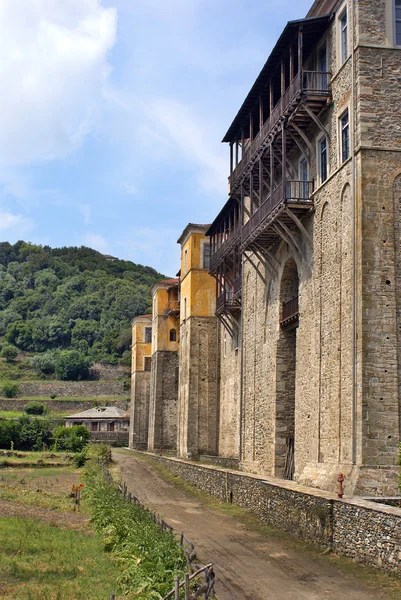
[0,241,164,368]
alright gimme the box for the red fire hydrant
[337,473,344,498]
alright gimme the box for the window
[144,327,152,343]
[340,9,348,64]
[183,297,187,320]
[170,328,177,342]
[299,157,309,200]
[395,0,401,45]
[318,137,328,183]
[318,42,328,90]
[340,109,350,163]
[144,357,151,371]
[184,249,188,274]
[203,242,210,270]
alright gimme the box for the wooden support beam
[270,144,274,195]
[269,80,274,114]
[241,128,244,158]
[289,121,314,157]
[281,123,287,192]
[230,142,233,176]
[243,251,266,285]
[217,313,236,338]
[285,208,313,247]
[289,45,294,81]
[249,113,253,142]
[272,223,300,257]
[302,103,331,142]
[259,96,264,130]
[298,26,303,79]
[235,140,239,167]
[287,128,310,161]
[277,219,303,255]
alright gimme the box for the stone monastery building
[130,0,401,496]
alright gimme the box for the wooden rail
[280,296,299,327]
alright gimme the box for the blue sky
[0,0,312,276]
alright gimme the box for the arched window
[170,328,177,342]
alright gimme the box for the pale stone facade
[208,0,401,496]
[129,314,152,449]
[129,0,401,497]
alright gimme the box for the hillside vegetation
[0,241,164,370]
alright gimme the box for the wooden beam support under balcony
[302,103,331,142]
[276,219,303,255]
[230,142,233,176]
[285,208,313,247]
[298,26,303,80]
[288,121,314,157]
[243,251,266,285]
[272,223,300,258]
[259,96,264,130]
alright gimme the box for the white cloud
[0,210,34,236]
[148,99,227,195]
[82,232,108,251]
[0,0,117,168]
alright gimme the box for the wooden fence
[99,462,216,600]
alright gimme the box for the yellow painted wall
[180,232,215,322]
[131,319,152,372]
[151,285,179,354]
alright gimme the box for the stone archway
[275,257,299,479]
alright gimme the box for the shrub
[50,393,57,399]
[53,425,90,452]
[1,344,18,362]
[55,350,91,381]
[18,416,53,451]
[1,381,19,398]
[31,352,56,375]
[24,401,46,415]
[0,419,20,449]
[73,446,89,467]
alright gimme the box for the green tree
[24,401,46,415]
[1,381,19,398]
[1,344,18,362]
[53,425,90,451]
[55,350,91,380]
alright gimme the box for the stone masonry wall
[16,381,125,398]
[0,398,128,413]
[218,323,241,459]
[177,316,218,459]
[129,371,150,449]
[148,350,178,451]
[146,454,401,574]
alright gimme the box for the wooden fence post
[174,575,180,599]
[184,573,190,600]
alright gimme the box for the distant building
[66,406,129,444]
[129,314,153,449]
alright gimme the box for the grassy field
[0,460,125,599]
[0,451,73,469]
[0,396,127,403]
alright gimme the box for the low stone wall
[199,455,240,470]
[17,381,125,398]
[91,431,129,445]
[143,454,401,574]
[0,398,129,414]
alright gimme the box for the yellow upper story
[177,224,215,322]
[131,316,152,373]
[150,280,180,354]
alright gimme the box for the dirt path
[112,451,397,600]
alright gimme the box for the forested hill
[0,241,165,364]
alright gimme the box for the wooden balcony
[280,296,299,328]
[241,180,313,250]
[216,291,241,315]
[210,225,241,272]
[167,301,180,316]
[229,70,331,191]
[233,275,242,299]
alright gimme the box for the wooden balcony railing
[216,291,240,314]
[280,296,299,327]
[210,225,241,271]
[241,180,313,247]
[229,70,331,188]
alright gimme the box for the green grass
[0,451,72,469]
[0,517,121,600]
[0,396,127,403]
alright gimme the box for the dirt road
[112,451,394,600]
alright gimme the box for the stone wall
[90,431,129,445]
[0,398,129,413]
[16,381,125,398]
[218,323,241,459]
[148,350,178,451]
[146,454,401,574]
[129,371,150,449]
[177,316,218,459]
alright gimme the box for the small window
[340,9,348,64]
[184,249,188,274]
[170,328,177,342]
[183,297,187,320]
[395,0,401,45]
[144,327,152,343]
[319,137,328,183]
[340,109,350,163]
[144,357,151,371]
[203,242,210,270]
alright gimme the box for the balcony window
[145,326,152,343]
[299,158,309,200]
[340,109,350,163]
[170,328,177,342]
[318,137,328,183]
[339,8,348,64]
[396,0,401,45]
[144,357,151,371]
[202,242,210,269]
